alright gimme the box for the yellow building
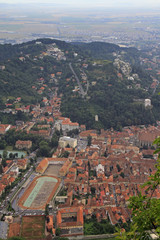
[59,159,72,177]
[59,137,77,148]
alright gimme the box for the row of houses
[0,158,28,196]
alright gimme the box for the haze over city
[0,0,160,46]
[1,0,160,9]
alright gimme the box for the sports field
[18,176,60,209]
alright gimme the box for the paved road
[69,63,86,98]
[12,172,36,211]
[112,185,118,206]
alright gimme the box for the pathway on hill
[69,63,87,98]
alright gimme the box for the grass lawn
[6,146,13,151]
[14,103,22,108]
[84,219,115,235]
[84,237,116,240]
[21,216,45,240]
[85,238,115,240]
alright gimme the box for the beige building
[59,136,77,148]
[55,117,79,132]
[15,140,32,149]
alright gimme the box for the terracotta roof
[36,158,48,173]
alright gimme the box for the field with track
[18,175,60,210]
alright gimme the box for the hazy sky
[1,0,160,9]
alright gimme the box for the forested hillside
[0,39,160,129]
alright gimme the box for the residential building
[15,140,32,150]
